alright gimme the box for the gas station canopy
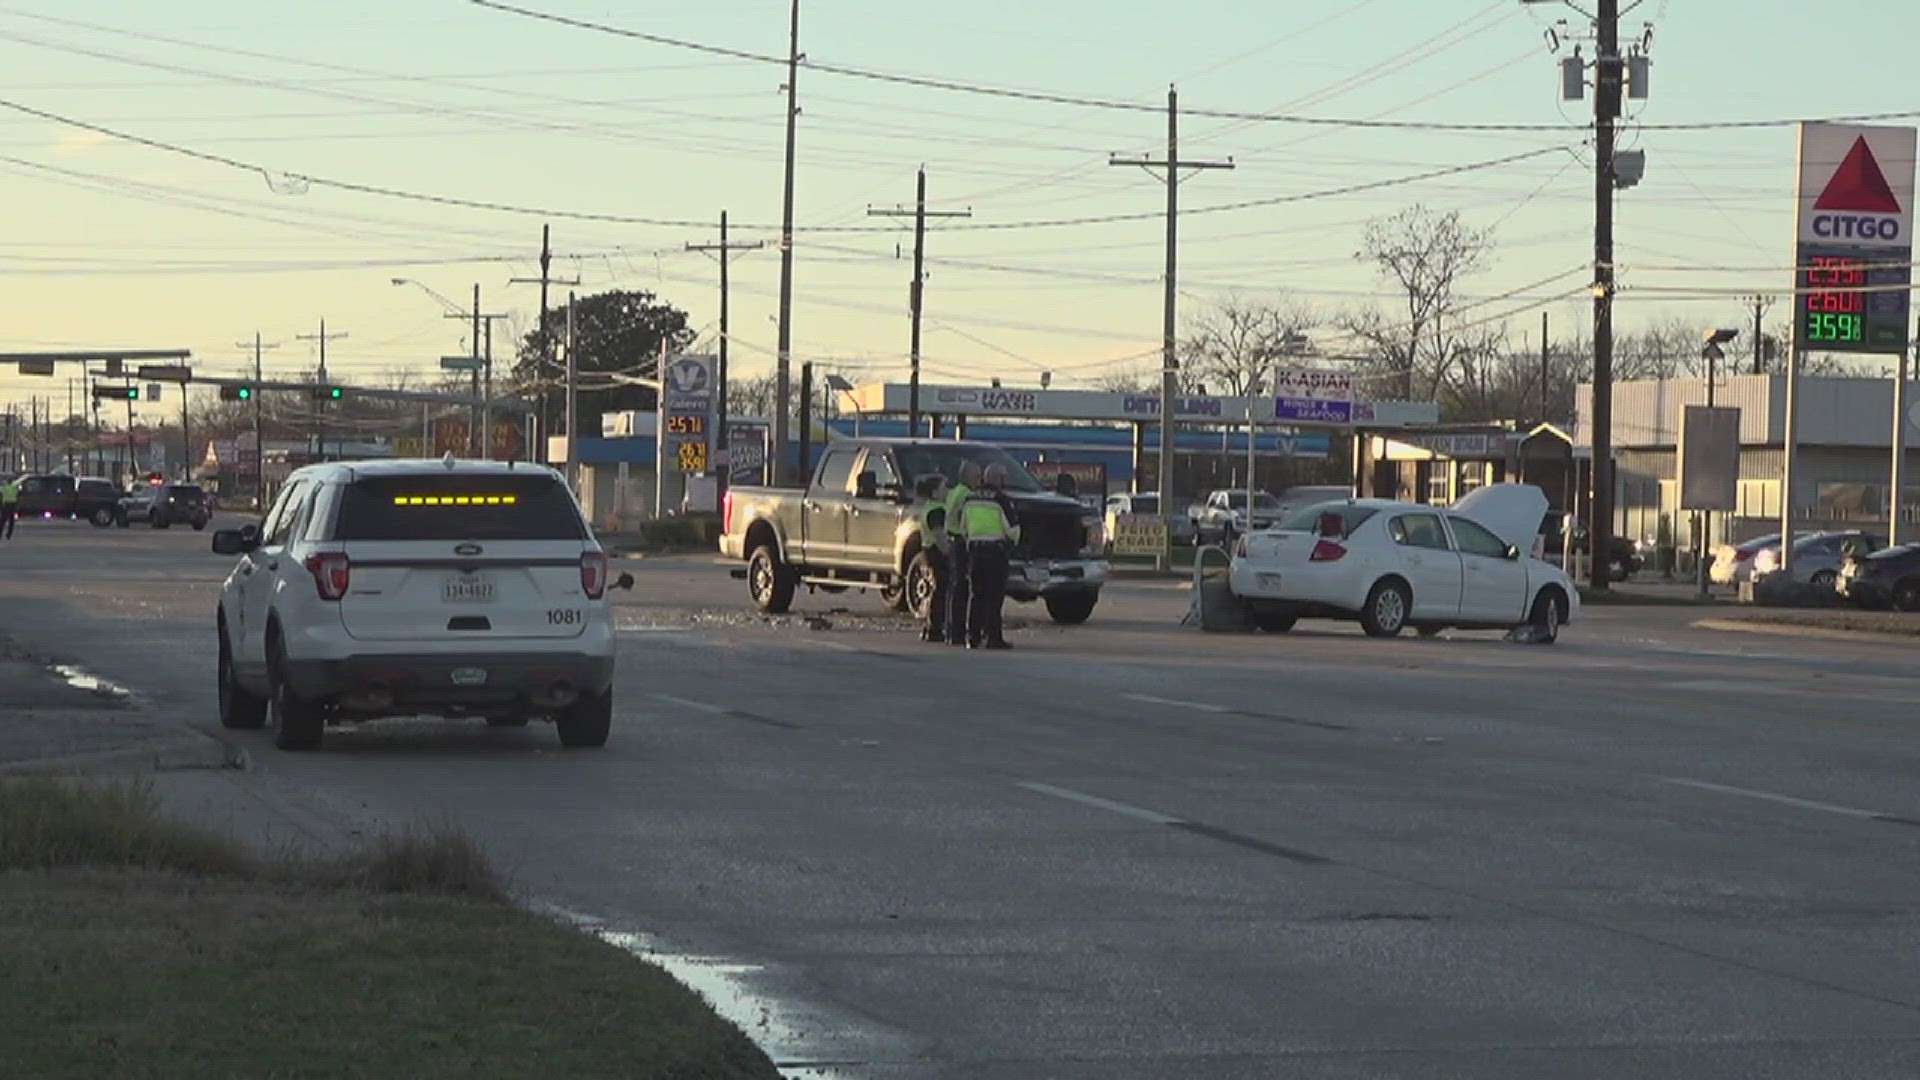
[840,383,1440,428]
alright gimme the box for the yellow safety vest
[919,502,947,550]
[0,482,16,505]
[962,496,1017,543]
[944,483,972,536]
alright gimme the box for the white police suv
[212,458,631,750]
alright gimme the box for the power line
[466,0,1920,133]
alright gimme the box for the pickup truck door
[799,447,860,564]
[845,449,908,571]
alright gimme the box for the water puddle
[51,663,133,699]
[530,902,877,1079]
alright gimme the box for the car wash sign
[1795,123,1916,355]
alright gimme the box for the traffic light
[219,385,253,402]
[312,384,344,401]
[93,385,138,401]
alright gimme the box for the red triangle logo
[1815,136,1903,214]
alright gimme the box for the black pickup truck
[719,438,1111,624]
[10,474,123,527]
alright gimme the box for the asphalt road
[4,518,1919,1079]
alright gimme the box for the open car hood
[1450,483,1549,554]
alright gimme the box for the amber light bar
[391,495,517,506]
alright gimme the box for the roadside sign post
[657,354,716,519]
[1786,122,1917,570]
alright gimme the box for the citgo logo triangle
[1815,136,1903,214]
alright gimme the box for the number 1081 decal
[547,609,582,626]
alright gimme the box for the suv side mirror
[211,528,259,556]
[854,471,878,500]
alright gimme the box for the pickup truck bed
[719,438,1108,625]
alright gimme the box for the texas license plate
[443,575,495,602]
[1025,566,1051,585]
[1257,572,1283,589]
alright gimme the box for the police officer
[961,463,1020,650]
[944,461,983,646]
[913,474,950,643]
[0,474,17,540]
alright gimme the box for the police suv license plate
[443,574,495,603]
[1025,566,1051,585]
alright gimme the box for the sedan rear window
[1280,502,1377,534]
[335,474,585,541]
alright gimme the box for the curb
[1691,618,1920,645]
[0,735,248,777]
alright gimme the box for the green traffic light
[328,386,343,400]
[237,387,252,401]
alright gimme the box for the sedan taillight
[304,552,350,601]
[581,550,609,599]
[1309,539,1347,562]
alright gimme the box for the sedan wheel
[1360,580,1410,638]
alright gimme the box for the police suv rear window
[335,475,585,542]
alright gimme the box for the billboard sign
[725,420,770,486]
[1795,123,1917,354]
[1678,405,1740,511]
[1026,460,1106,510]
[1272,367,1353,424]
[1111,513,1168,558]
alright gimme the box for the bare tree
[1089,367,1155,395]
[1181,295,1319,397]
[1340,205,1493,402]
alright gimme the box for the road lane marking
[1123,692,1350,732]
[1123,692,1227,714]
[652,693,801,730]
[1016,781,1180,825]
[1015,781,1332,865]
[1660,777,1916,826]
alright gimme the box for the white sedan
[1226,483,1578,641]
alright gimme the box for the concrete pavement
[3,522,1918,1078]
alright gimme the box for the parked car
[1192,489,1285,544]
[1752,530,1883,591]
[1102,492,1196,552]
[120,482,214,530]
[210,459,632,750]
[1836,542,1920,611]
[1226,483,1578,641]
[1709,531,1820,587]
[1537,511,1643,581]
[720,438,1108,625]
[11,473,121,527]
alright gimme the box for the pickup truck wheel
[748,545,796,614]
[556,688,612,748]
[1252,613,1296,633]
[905,551,939,621]
[89,508,114,528]
[1043,591,1098,625]
[192,519,208,532]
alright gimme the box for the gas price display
[665,414,706,436]
[1795,247,1911,354]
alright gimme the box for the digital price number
[677,442,708,472]
[1803,255,1867,344]
[666,414,705,435]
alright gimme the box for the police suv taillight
[580,551,609,599]
[304,552,351,601]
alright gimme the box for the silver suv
[211,459,631,750]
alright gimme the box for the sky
[0,0,1914,421]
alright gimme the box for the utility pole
[868,169,972,435]
[564,291,578,494]
[510,224,580,465]
[1749,295,1774,374]
[1540,310,1551,421]
[688,211,764,498]
[441,288,508,457]
[1111,86,1234,569]
[65,377,74,474]
[237,334,279,507]
[180,378,190,481]
[295,320,348,462]
[1587,0,1622,592]
[123,389,134,481]
[772,0,801,484]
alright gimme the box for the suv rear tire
[268,632,325,750]
[557,688,612,748]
